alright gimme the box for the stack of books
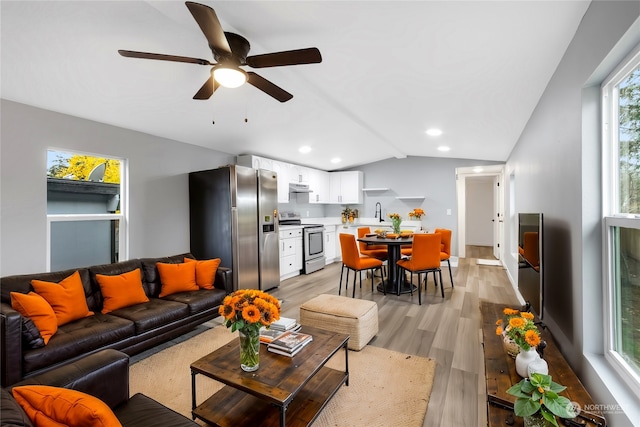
[269,316,299,332]
[267,331,313,357]
[259,316,301,344]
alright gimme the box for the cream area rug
[129,325,436,427]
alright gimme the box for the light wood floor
[268,245,520,427]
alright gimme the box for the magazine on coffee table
[268,331,313,353]
[259,324,301,344]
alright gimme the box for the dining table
[357,234,418,295]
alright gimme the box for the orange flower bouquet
[219,289,280,371]
[496,308,541,351]
[388,213,402,234]
[408,208,425,220]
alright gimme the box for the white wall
[505,2,640,424]
[0,100,235,276]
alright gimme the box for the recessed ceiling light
[299,146,312,154]
[330,157,341,164]
[426,128,443,137]
[437,146,450,152]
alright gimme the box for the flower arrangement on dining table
[219,289,281,370]
[388,213,402,234]
[408,208,425,220]
[495,308,541,351]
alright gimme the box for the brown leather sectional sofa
[1,348,200,426]
[0,253,232,387]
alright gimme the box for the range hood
[289,183,312,193]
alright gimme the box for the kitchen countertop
[301,217,423,228]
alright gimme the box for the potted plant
[388,213,402,234]
[506,373,577,427]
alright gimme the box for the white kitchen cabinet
[288,164,309,184]
[279,228,302,280]
[308,169,330,204]
[329,171,363,204]
[235,154,273,171]
[272,161,291,203]
[324,226,336,263]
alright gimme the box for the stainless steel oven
[279,211,325,274]
[303,225,325,274]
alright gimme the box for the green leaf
[546,396,577,419]
[514,398,540,417]
[548,381,567,393]
[540,407,560,427]
[521,380,536,393]
[506,383,530,398]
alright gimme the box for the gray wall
[504,2,640,425]
[1,99,235,276]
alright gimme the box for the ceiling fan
[118,1,322,102]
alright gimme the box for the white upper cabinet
[308,169,330,204]
[329,171,363,204]
[288,164,310,184]
[271,161,291,203]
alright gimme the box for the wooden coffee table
[190,325,349,427]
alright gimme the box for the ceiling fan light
[213,67,247,88]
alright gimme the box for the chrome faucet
[375,202,383,222]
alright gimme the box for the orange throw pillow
[12,385,122,427]
[184,257,221,289]
[11,292,58,345]
[95,269,149,314]
[31,271,93,326]
[157,262,198,297]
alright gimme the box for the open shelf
[396,196,424,200]
[362,187,389,191]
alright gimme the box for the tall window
[602,46,640,396]
[46,150,127,271]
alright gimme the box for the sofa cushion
[31,271,94,326]
[22,314,134,376]
[1,269,97,313]
[106,299,189,335]
[156,262,198,297]
[162,288,227,315]
[114,393,197,427]
[10,292,58,345]
[139,254,194,297]
[12,385,121,427]
[95,269,149,314]
[89,260,144,308]
[21,317,45,349]
[1,388,34,427]
[183,257,221,290]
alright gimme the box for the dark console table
[480,301,606,427]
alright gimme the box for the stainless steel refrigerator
[189,165,280,291]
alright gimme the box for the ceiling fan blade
[247,72,293,102]
[193,74,219,100]
[118,50,212,66]
[185,1,231,55]
[246,48,322,68]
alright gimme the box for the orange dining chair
[339,233,385,297]
[396,233,443,304]
[434,228,454,289]
[357,227,388,275]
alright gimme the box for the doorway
[455,165,505,260]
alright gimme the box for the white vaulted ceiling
[1,1,590,170]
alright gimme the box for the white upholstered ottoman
[299,294,378,351]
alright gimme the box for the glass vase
[523,412,555,427]
[238,327,260,372]
[392,218,401,234]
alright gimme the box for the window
[46,150,127,271]
[602,46,640,396]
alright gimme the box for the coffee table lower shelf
[192,366,347,427]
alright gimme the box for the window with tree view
[603,49,640,394]
[47,150,126,271]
